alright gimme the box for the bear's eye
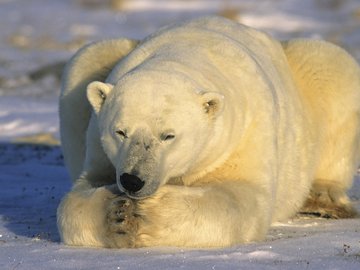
[115,129,128,139]
[161,133,176,141]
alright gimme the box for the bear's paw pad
[106,196,139,247]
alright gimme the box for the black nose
[120,173,145,193]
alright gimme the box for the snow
[0,0,360,269]
[0,96,58,141]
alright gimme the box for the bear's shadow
[0,143,70,242]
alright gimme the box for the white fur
[57,16,360,248]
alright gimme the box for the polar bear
[57,16,360,248]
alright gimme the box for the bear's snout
[120,173,145,193]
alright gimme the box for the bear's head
[87,71,224,199]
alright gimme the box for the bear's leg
[300,113,360,218]
[300,182,357,219]
[105,182,273,248]
[282,39,360,219]
[57,179,123,247]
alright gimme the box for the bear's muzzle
[120,173,145,193]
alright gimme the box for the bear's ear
[87,81,114,114]
[201,92,225,117]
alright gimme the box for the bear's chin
[124,192,152,200]
[117,183,160,200]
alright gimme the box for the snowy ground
[1,0,360,269]
[0,144,359,269]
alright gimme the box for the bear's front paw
[106,196,139,248]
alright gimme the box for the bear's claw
[106,196,138,247]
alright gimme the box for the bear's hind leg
[283,39,360,219]
[300,114,360,219]
[300,181,357,219]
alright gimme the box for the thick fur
[59,38,138,182]
[57,16,360,248]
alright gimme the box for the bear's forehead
[112,80,196,112]
[114,91,176,112]
[112,68,200,101]
[105,90,200,128]
[106,72,202,125]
